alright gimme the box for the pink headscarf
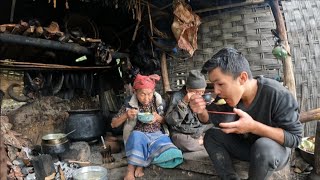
[133,74,161,90]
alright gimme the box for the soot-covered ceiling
[0,0,247,48]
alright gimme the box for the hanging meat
[171,1,201,56]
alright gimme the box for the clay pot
[105,136,121,154]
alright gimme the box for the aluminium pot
[72,166,108,180]
[41,133,70,154]
[65,109,106,142]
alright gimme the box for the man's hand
[189,94,207,114]
[219,108,257,134]
[183,92,195,104]
[219,108,285,145]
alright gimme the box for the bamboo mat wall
[162,1,319,136]
[165,3,280,91]
[282,0,320,136]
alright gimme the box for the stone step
[105,149,291,179]
[108,166,218,180]
[177,150,291,180]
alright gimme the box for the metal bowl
[73,166,108,180]
[298,137,315,166]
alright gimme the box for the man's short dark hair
[202,47,253,79]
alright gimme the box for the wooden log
[35,26,44,37]
[160,52,171,93]
[98,73,111,122]
[22,26,35,36]
[0,24,16,32]
[300,108,320,123]
[268,0,297,99]
[0,26,6,33]
[0,33,91,55]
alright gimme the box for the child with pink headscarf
[111,74,183,180]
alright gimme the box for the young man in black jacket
[189,48,303,180]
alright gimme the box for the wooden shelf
[0,60,113,71]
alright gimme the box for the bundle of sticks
[0,20,64,40]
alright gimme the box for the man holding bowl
[189,48,303,180]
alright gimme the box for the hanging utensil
[101,136,107,149]
[100,136,114,163]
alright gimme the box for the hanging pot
[65,109,106,142]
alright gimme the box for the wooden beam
[160,52,171,93]
[300,108,320,123]
[268,0,297,98]
[194,0,265,14]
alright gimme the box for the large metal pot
[65,109,106,142]
[41,133,70,154]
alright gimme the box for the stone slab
[178,149,291,180]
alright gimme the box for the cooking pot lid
[42,133,66,140]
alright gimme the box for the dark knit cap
[186,70,207,89]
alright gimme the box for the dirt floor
[0,98,315,180]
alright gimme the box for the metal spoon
[63,129,76,137]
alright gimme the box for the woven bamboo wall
[165,3,281,92]
[282,0,320,136]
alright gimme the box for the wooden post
[98,73,110,121]
[160,52,171,93]
[309,121,320,179]
[268,0,297,99]
[315,121,320,174]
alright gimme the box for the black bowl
[208,111,238,127]
[206,103,234,112]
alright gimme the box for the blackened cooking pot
[65,109,106,142]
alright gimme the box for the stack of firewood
[0,20,64,40]
[0,116,32,179]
